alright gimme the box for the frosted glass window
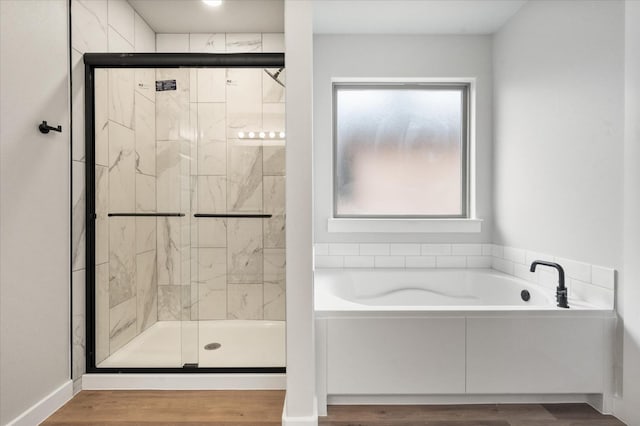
[334,84,468,217]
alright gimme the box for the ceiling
[128,0,526,35]
[313,0,527,34]
[128,0,284,33]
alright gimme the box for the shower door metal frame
[84,52,286,374]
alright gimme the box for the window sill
[327,218,483,234]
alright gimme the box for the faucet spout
[530,260,569,309]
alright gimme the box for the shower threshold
[97,320,285,369]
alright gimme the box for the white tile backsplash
[328,243,359,256]
[374,256,405,268]
[452,243,482,256]
[591,265,615,290]
[390,243,420,256]
[421,244,452,256]
[344,256,375,268]
[405,256,436,268]
[359,243,389,256]
[436,255,466,268]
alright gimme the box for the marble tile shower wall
[181,33,287,322]
[71,0,155,382]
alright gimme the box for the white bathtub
[315,268,600,312]
[314,268,615,414]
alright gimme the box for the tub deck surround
[314,268,616,415]
[314,243,616,310]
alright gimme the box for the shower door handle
[108,213,186,217]
[194,213,273,218]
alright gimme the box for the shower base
[97,320,285,369]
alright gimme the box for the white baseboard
[282,396,318,426]
[81,373,286,390]
[326,393,597,406]
[6,380,73,426]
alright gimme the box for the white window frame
[328,77,482,233]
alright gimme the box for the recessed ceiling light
[202,0,222,7]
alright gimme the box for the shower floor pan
[97,320,285,369]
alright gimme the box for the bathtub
[314,268,615,414]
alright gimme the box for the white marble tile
[189,33,226,52]
[135,173,156,213]
[134,92,155,176]
[72,49,85,161]
[197,175,227,213]
[135,68,155,102]
[109,217,136,307]
[197,248,226,288]
[96,263,110,363]
[264,248,285,286]
[226,33,262,53]
[181,285,192,321]
[109,68,134,128]
[156,140,182,212]
[197,218,227,248]
[263,176,285,248]
[264,282,285,321]
[72,161,86,271]
[197,103,226,175]
[95,165,109,264]
[264,215,285,249]
[197,69,226,102]
[72,314,85,380]
[158,285,181,320]
[108,26,134,53]
[262,33,284,52]
[156,33,189,53]
[197,286,226,320]
[263,143,285,176]
[263,68,286,103]
[228,284,263,320]
[72,269,86,325]
[227,144,262,212]
[263,102,285,131]
[136,217,156,254]
[109,297,136,353]
[134,12,155,52]
[72,0,108,53]
[155,69,190,141]
[157,217,181,285]
[107,0,134,45]
[108,121,135,212]
[226,69,262,134]
[95,69,109,166]
[136,250,157,333]
[227,218,263,284]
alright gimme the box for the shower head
[264,68,285,88]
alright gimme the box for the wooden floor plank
[43,392,626,426]
[42,390,285,425]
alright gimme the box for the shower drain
[204,342,222,350]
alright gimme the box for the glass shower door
[93,67,194,368]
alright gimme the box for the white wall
[0,1,71,424]
[283,1,317,424]
[313,35,493,244]
[492,0,624,268]
[620,1,640,424]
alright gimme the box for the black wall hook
[39,121,62,134]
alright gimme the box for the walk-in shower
[84,53,285,373]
